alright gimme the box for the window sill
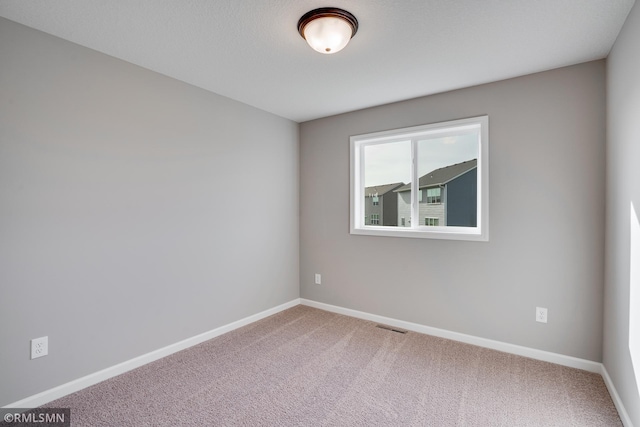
[350,225,488,241]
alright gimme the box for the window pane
[363,141,411,227]
[424,217,440,226]
[417,134,478,227]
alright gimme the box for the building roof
[395,159,477,192]
[364,182,405,197]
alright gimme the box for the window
[372,195,379,206]
[350,116,488,241]
[630,202,640,393]
[426,188,441,204]
[425,217,439,226]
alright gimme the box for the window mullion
[411,139,418,229]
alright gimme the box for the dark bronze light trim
[297,7,359,40]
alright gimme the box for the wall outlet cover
[536,307,548,323]
[31,336,48,359]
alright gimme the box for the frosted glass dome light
[298,8,358,54]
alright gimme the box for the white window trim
[350,115,489,241]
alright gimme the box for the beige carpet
[43,305,622,426]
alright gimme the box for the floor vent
[376,324,408,334]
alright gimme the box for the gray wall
[300,61,606,362]
[605,0,640,424]
[0,18,299,406]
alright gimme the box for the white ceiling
[0,1,635,122]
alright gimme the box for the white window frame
[350,116,489,241]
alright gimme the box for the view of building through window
[362,133,478,228]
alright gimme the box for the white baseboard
[300,299,601,372]
[6,297,634,427]
[601,365,634,427]
[4,298,301,409]
[301,298,638,425]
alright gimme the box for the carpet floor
[43,305,622,426]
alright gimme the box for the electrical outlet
[31,336,48,359]
[536,307,548,324]
[314,273,322,285]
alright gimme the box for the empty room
[1,1,639,426]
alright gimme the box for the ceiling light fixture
[297,7,358,54]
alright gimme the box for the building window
[350,115,489,241]
[370,214,380,225]
[425,217,439,226]
[372,195,379,206]
[426,188,441,204]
